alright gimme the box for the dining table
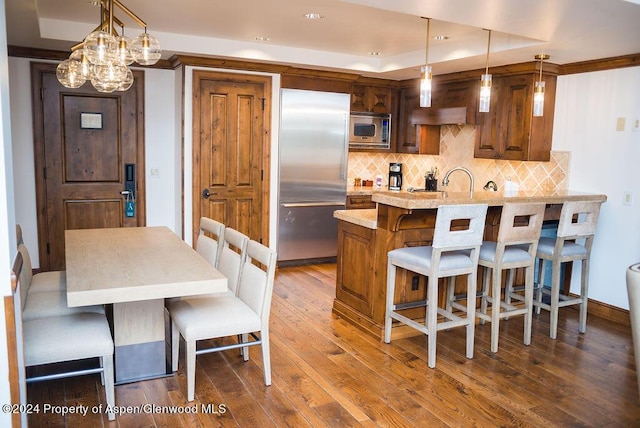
[65,226,228,384]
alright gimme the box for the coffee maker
[388,163,403,191]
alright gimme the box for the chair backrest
[496,202,546,245]
[218,228,249,294]
[195,217,225,267]
[557,200,602,239]
[237,240,277,325]
[16,224,24,246]
[432,204,488,249]
[16,244,33,309]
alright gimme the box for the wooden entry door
[192,70,271,245]
[32,63,145,271]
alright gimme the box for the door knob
[202,188,210,199]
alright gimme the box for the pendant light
[56,0,161,93]
[419,17,432,108]
[533,54,550,117]
[478,29,492,113]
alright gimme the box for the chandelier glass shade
[56,0,161,93]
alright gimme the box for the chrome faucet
[442,166,474,196]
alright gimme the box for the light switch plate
[624,191,634,206]
[616,117,626,132]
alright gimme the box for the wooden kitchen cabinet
[396,85,439,154]
[350,84,393,114]
[475,73,556,161]
[346,194,375,209]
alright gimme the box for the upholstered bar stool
[531,200,602,339]
[384,203,488,368]
[456,202,545,353]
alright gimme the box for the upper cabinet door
[351,85,393,114]
[474,73,556,161]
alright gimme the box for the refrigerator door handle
[281,202,346,208]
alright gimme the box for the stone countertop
[372,189,608,210]
[347,185,376,196]
[334,209,377,229]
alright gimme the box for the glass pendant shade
[56,59,86,89]
[131,32,161,66]
[533,81,545,117]
[479,73,492,113]
[419,65,432,108]
[117,67,135,91]
[116,36,135,65]
[84,31,118,66]
[91,63,127,93]
[69,49,93,79]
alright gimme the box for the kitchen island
[333,189,607,340]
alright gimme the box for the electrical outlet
[633,117,640,133]
[624,191,634,206]
[411,276,420,291]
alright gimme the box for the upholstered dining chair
[12,251,117,421]
[17,244,105,321]
[463,202,545,353]
[168,240,277,401]
[530,200,602,339]
[195,217,225,267]
[384,203,488,368]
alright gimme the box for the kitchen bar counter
[333,189,607,340]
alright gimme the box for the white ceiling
[5,0,640,80]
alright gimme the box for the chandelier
[56,0,161,93]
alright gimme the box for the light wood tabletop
[65,226,228,383]
[66,226,227,306]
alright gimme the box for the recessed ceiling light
[304,13,325,20]
[255,36,270,42]
[433,35,449,41]
[369,52,380,56]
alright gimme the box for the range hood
[411,106,468,126]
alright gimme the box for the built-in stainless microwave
[349,113,391,150]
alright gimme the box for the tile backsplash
[348,125,570,193]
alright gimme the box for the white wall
[553,67,640,309]
[1,0,18,423]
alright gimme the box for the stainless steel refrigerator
[278,89,350,263]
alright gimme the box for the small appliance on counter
[388,162,403,191]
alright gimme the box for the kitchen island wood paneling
[333,190,607,340]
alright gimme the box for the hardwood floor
[27,263,640,427]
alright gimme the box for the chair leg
[523,265,534,346]
[549,259,562,340]
[427,272,439,368]
[171,320,180,372]
[384,259,397,343]
[579,258,590,333]
[261,329,272,386]
[466,271,477,360]
[479,266,490,325]
[490,267,502,353]
[242,333,249,361]
[99,356,105,386]
[186,340,197,401]
[535,259,545,315]
[445,276,455,314]
[103,354,115,421]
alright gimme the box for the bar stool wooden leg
[523,264,534,346]
[466,270,477,359]
[536,259,546,315]
[579,258,590,333]
[550,258,563,339]
[427,272,439,368]
[480,266,490,325]
[384,259,396,343]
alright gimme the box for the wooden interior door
[32,63,145,271]
[192,70,270,245]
